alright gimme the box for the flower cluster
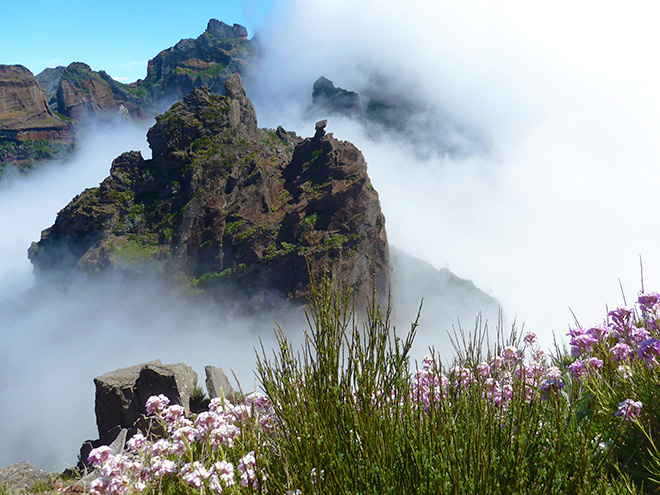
[411,332,564,412]
[88,392,276,495]
[565,292,660,419]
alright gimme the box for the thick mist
[247,0,660,349]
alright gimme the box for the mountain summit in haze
[28,75,390,305]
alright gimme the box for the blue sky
[0,0,275,83]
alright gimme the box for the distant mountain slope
[0,65,73,175]
[34,20,254,122]
[138,19,253,105]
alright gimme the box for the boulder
[93,360,197,443]
[205,365,235,399]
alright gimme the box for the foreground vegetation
[81,278,660,494]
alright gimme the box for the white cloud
[249,0,660,350]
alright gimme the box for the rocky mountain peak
[312,76,362,117]
[29,80,389,305]
[205,19,248,39]
[147,74,258,162]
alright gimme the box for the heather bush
[256,278,638,494]
[563,292,660,492]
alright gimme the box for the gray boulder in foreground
[93,360,197,444]
[205,365,235,400]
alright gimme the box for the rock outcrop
[309,75,476,158]
[29,74,390,303]
[49,62,147,121]
[205,365,235,400]
[0,65,73,174]
[137,19,253,104]
[312,76,362,117]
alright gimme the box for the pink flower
[126,433,146,453]
[586,357,603,371]
[238,452,257,488]
[523,361,545,380]
[151,458,177,477]
[638,292,660,311]
[213,461,235,486]
[172,425,196,444]
[638,338,660,368]
[245,391,273,414]
[545,366,562,380]
[209,397,229,414]
[88,446,113,468]
[145,394,170,415]
[502,346,522,363]
[629,326,650,345]
[615,399,643,421]
[476,362,491,378]
[195,411,221,433]
[227,404,251,423]
[610,342,633,362]
[209,423,241,448]
[568,360,586,379]
[608,307,634,331]
[568,328,598,357]
[532,349,547,364]
[151,439,171,457]
[181,461,210,489]
[163,404,186,426]
[523,332,538,346]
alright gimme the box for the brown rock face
[0,65,71,142]
[140,19,253,103]
[55,63,146,120]
[29,75,390,303]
